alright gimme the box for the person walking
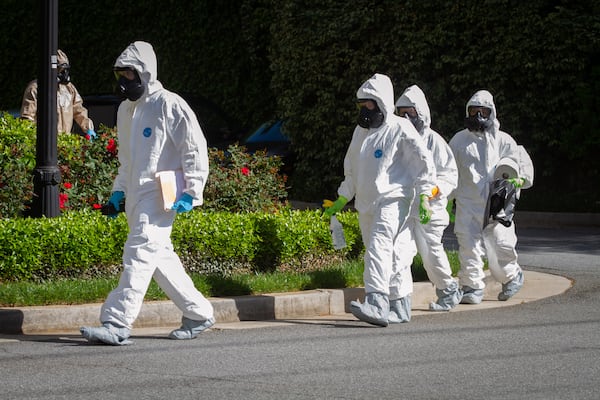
[20,49,96,139]
[80,41,214,345]
[323,73,436,326]
[448,90,533,304]
[395,84,461,311]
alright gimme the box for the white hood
[395,84,431,132]
[356,73,395,122]
[466,89,500,134]
[114,41,162,96]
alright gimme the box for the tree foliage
[269,0,600,209]
[0,0,598,211]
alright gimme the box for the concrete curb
[0,271,572,335]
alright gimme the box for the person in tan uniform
[20,49,96,139]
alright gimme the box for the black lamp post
[31,0,60,218]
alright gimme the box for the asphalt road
[0,225,598,399]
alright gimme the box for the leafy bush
[0,209,361,282]
[203,144,288,213]
[171,209,362,276]
[57,126,120,210]
[0,115,288,218]
[0,113,36,218]
[0,114,119,216]
[0,210,127,281]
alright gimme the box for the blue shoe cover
[350,292,389,327]
[80,323,132,346]
[429,282,462,311]
[460,286,484,304]
[388,296,411,323]
[498,270,524,301]
[168,316,215,340]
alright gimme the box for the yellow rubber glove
[419,194,432,224]
[429,185,439,200]
[323,196,348,218]
[322,199,334,208]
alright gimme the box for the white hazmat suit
[395,85,461,311]
[80,42,214,344]
[449,90,533,303]
[337,74,435,326]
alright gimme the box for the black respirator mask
[57,64,71,84]
[403,113,424,133]
[115,69,145,101]
[358,104,385,129]
[464,111,493,132]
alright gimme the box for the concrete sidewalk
[0,270,571,337]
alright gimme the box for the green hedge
[269,0,600,208]
[0,209,362,282]
[1,1,597,211]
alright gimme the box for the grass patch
[0,251,468,307]
[0,260,366,307]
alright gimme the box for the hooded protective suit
[449,90,531,293]
[99,41,213,330]
[20,49,94,134]
[338,74,435,303]
[395,85,459,304]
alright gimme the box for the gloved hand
[109,191,124,210]
[322,195,348,218]
[171,193,194,213]
[87,129,97,141]
[507,177,525,189]
[103,191,125,218]
[419,194,432,224]
[446,199,456,223]
[429,185,439,199]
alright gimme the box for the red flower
[64,182,72,189]
[106,139,117,154]
[92,203,102,209]
[59,193,68,209]
[241,167,250,176]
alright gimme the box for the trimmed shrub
[0,209,361,282]
[0,210,127,281]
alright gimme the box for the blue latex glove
[105,191,125,218]
[109,191,124,211]
[419,194,432,224]
[87,129,97,141]
[171,193,194,213]
[322,195,348,218]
